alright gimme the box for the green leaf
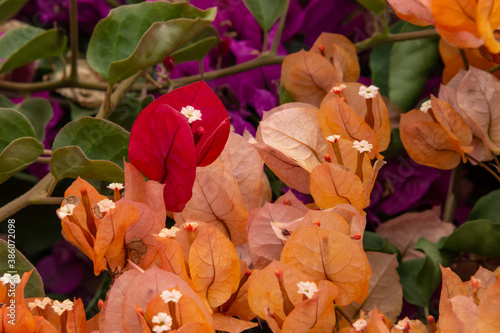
[388,23,439,111]
[0,137,44,184]
[467,189,500,223]
[0,94,16,108]
[16,98,54,142]
[0,239,45,298]
[108,94,153,131]
[243,0,288,32]
[356,0,386,13]
[370,23,405,97]
[439,219,500,258]
[0,27,67,73]
[171,26,220,63]
[0,0,30,24]
[0,108,37,152]
[398,237,445,307]
[87,2,216,84]
[50,146,125,182]
[279,81,295,105]
[363,231,402,262]
[51,117,129,181]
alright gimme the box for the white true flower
[0,273,21,286]
[180,105,202,124]
[297,281,319,299]
[326,135,341,143]
[107,183,124,191]
[97,199,116,214]
[158,226,179,238]
[28,297,52,310]
[352,318,368,331]
[352,140,373,153]
[420,100,432,113]
[152,312,173,332]
[183,222,200,232]
[331,84,347,94]
[57,204,76,219]
[52,299,74,316]
[394,317,411,330]
[161,289,183,303]
[358,85,379,99]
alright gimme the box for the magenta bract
[129,81,230,212]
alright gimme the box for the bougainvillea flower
[400,95,473,169]
[56,177,141,275]
[129,81,230,212]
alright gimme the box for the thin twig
[334,304,354,326]
[467,154,500,183]
[443,164,462,223]
[355,29,439,52]
[35,156,51,164]
[69,0,79,81]
[270,0,290,55]
[459,49,469,70]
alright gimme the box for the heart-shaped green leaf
[243,0,288,32]
[87,2,216,84]
[0,239,45,298]
[439,219,500,258]
[0,0,30,24]
[467,189,500,223]
[171,26,220,63]
[51,117,129,181]
[0,108,37,151]
[0,137,44,184]
[0,27,67,73]
[50,146,125,182]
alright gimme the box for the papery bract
[247,202,306,269]
[129,81,230,212]
[174,159,249,246]
[280,226,371,306]
[189,226,240,308]
[376,210,454,261]
[387,0,434,26]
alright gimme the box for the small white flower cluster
[160,289,183,303]
[52,299,74,316]
[107,183,124,191]
[0,273,20,285]
[152,312,173,332]
[352,140,373,153]
[420,100,432,113]
[28,297,52,310]
[296,281,319,299]
[331,84,347,94]
[97,198,115,214]
[158,226,180,238]
[394,317,411,330]
[57,204,76,219]
[326,135,341,143]
[358,85,379,99]
[180,105,202,124]
[352,318,367,331]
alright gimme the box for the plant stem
[355,29,438,52]
[443,164,462,222]
[35,156,51,164]
[488,64,500,73]
[466,154,500,183]
[262,30,268,54]
[270,0,290,55]
[69,0,79,81]
[334,304,353,326]
[0,174,55,222]
[85,273,110,314]
[459,49,469,70]
[380,10,389,36]
[29,197,64,205]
